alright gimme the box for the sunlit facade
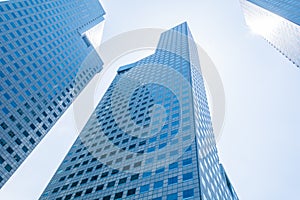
[40,22,238,200]
[0,0,105,188]
[240,0,300,67]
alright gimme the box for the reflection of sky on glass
[247,11,283,35]
[240,0,300,67]
[1,0,300,200]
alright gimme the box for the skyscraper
[40,22,238,200]
[240,0,300,67]
[0,0,105,188]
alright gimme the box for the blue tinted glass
[183,189,194,199]
[182,158,192,166]
[169,162,178,170]
[149,137,157,143]
[140,184,150,193]
[168,176,178,185]
[154,180,163,189]
[37,22,238,200]
[155,167,165,174]
[0,0,105,188]
[143,171,151,178]
[2,107,9,114]
[183,172,193,181]
[167,193,178,200]
[147,147,155,153]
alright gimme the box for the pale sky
[1,0,300,200]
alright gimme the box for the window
[96,184,104,191]
[152,198,162,200]
[22,146,28,153]
[154,180,163,189]
[147,147,155,153]
[168,176,178,185]
[86,167,93,173]
[114,192,123,199]
[183,189,194,199]
[1,122,8,130]
[65,166,71,171]
[68,173,75,179]
[82,35,91,47]
[182,158,192,166]
[156,167,165,174]
[140,184,150,193]
[134,161,142,167]
[103,195,111,200]
[6,147,13,154]
[5,164,12,172]
[74,191,82,198]
[82,160,88,165]
[77,170,84,176]
[91,175,98,181]
[107,181,115,188]
[96,164,103,169]
[71,181,78,187]
[101,172,109,178]
[167,193,178,200]
[61,184,69,190]
[183,172,193,181]
[130,174,139,181]
[169,162,178,170]
[149,137,157,143]
[0,156,4,164]
[80,178,88,185]
[118,177,127,185]
[14,154,21,162]
[73,164,80,168]
[127,188,136,196]
[159,143,167,149]
[85,188,93,194]
[160,133,167,139]
[52,187,59,193]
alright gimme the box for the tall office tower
[40,22,238,200]
[0,0,105,188]
[240,0,300,67]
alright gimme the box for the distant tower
[40,22,238,200]
[0,0,105,188]
[240,0,300,67]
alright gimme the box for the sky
[1,0,300,200]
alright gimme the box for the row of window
[54,188,194,200]
[54,171,193,194]
[62,153,192,180]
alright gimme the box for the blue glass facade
[247,0,300,25]
[0,0,105,188]
[40,23,238,200]
[240,0,300,67]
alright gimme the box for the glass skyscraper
[240,0,300,67]
[40,22,238,200]
[0,0,105,188]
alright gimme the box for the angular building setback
[40,23,238,200]
[240,0,300,67]
[0,0,105,188]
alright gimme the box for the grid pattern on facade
[0,0,105,188]
[240,0,300,67]
[40,23,238,200]
[247,0,300,25]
